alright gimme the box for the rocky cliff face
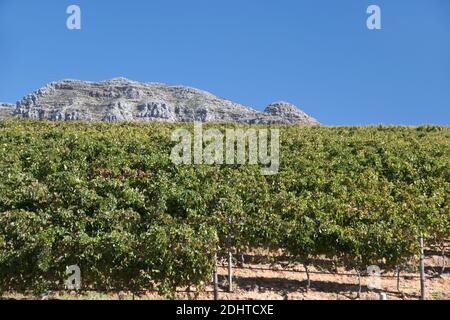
[8,78,319,125]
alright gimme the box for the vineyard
[0,119,448,297]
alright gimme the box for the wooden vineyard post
[419,236,426,300]
[227,217,233,293]
[213,251,219,301]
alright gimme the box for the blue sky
[0,0,449,125]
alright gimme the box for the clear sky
[0,0,449,125]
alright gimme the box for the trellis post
[419,236,426,300]
[227,217,233,292]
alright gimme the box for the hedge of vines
[0,119,448,294]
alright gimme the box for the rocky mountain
[6,78,319,125]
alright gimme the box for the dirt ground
[2,249,448,301]
[211,261,449,300]
[195,249,449,301]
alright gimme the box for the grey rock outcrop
[9,78,319,125]
[0,103,15,119]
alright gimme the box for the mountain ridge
[2,78,320,125]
